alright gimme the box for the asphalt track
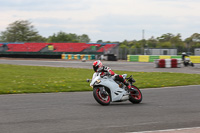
[0,58,200,74]
[0,58,200,133]
[0,86,200,133]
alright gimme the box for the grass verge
[0,64,199,94]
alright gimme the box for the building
[194,48,200,55]
[144,48,177,55]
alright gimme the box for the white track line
[142,85,200,91]
[128,127,200,133]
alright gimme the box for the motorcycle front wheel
[93,87,111,106]
[129,85,142,104]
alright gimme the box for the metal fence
[117,47,200,60]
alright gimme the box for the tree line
[0,20,90,43]
[0,20,200,50]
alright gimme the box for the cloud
[0,0,89,11]
[0,0,200,41]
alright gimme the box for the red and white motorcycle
[89,72,142,106]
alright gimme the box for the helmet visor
[93,66,98,72]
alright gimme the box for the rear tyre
[129,85,142,104]
[93,87,111,106]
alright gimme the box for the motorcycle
[89,72,142,106]
[183,58,194,67]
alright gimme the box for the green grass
[0,64,199,94]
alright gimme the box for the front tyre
[93,87,111,106]
[129,85,142,104]
[191,62,194,67]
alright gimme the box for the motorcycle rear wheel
[93,87,111,106]
[129,85,142,104]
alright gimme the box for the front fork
[98,86,108,96]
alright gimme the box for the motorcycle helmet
[93,60,103,72]
[182,52,186,55]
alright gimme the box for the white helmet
[93,60,103,72]
[182,52,186,55]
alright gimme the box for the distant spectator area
[0,43,118,53]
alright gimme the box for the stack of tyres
[190,56,200,63]
[177,59,182,67]
[68,54,72,59]
[76,54,81,60]
[88,55,91,60]
[171,55,182,59]
[127,55,130,61]
[74,55,78,60]
[159,59,165,68]
[84,55,88,60]
[91,55,95,60]
[71,54,74,59]
[129,55,139,62]
[165,59,171,68]
[150,56,160,62]
[65,54,68,59]
[80,55,85,59]
[61,54,96,60]
[171,59,177,68]
[154,59,159,68]
[155,59,182,68]
[61,54,66,59]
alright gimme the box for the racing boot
[124,80,139,95]
[127,84,139,95]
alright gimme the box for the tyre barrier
[128,55,182,62]
[61,54,95,60]
[154,59,181,68]
[128,55,200,63]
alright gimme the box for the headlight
[96,79,101,83]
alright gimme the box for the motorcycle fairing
[97,76,128,102]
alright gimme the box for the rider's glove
[97,67,103,72]
[104,72,111,76]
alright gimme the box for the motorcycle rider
[92,60,138,94]
[181,52,187,61]
[181,52,194,67]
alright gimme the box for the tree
[47,31,91,43]
[185,33,200,43]
[47,32,78,42]
[185,33,200,52]
[147,36,158,48]
[167,33,184,49]
[157,42,172,48]
[190,33,200,42]
[97,40,103,43]
[156,33,185,48]
[0,20,45,42]
[157,33,174,42]
[78,34,90,43]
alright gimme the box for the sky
[0,0,200,42]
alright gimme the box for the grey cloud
[0,0,90,11]
[1,0,199,41]
[32,13,200,41]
